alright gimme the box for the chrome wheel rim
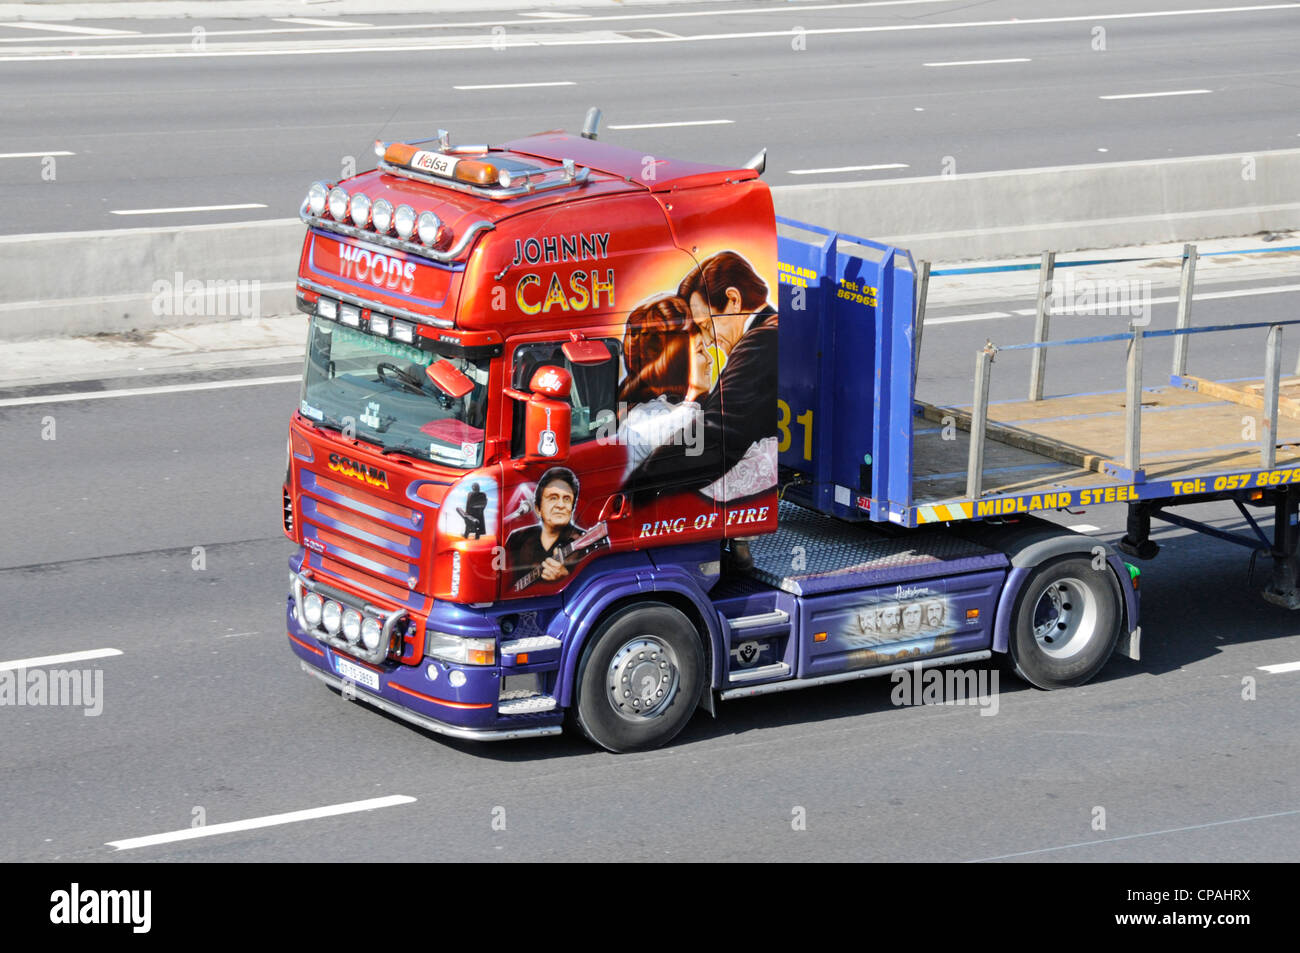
[607,637,680,720]
[1031,577,1098,660]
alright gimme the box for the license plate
[335,656,380,691]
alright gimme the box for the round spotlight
[448,670,467,688]
[361,618,382,651]
[394,204,416,240]
[371,199,394,235]
[322,600,343,635]
[307,182,329,217]
[303,593,323,628]
[416,211,442,247]
[349,192,372,228]
[342,609,362,644]
[327,187,349,221]
[497,169,513,189]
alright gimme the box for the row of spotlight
[305,181,447,249]
[301,591,385,652]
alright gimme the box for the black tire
[1008,555,1123,689]
[574,602,705,752]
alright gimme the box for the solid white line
[520,10,591,17]
[3,5,1290,61]
[0,649,122,672]
[608,119,734,130]
[937,283,1300,326]
[925,311,1012,325]
[0,21,135,35]
[453,80,575,90]
[0,375,301,408]
[0,151,73,159]
[270,17,372,28]
[925,57,1031,66]
[1258,661,1300,674]
[109,203,267,216]
[1068,524,1101,533]
[107,795,417,850]
[789,164,909,175]
[1100,89,1212,100]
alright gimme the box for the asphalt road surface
[1,0,1298,234]
[2,277,1297,863]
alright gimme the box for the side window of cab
[510,339,621,456]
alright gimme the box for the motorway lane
[1,282,1298,861]
[1,0,1297,233]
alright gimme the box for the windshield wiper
[379,444,430,460]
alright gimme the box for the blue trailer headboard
[775,216,917,524]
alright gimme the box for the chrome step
[498,691,558,715]
[501,635,562,655]
[728,662,792,684]
[726,609,790,631]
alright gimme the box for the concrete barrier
[3,149,1298,341]
[773,149,1300,264]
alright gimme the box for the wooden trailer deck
[910,381,1300,522]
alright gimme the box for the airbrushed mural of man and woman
[503,249,780,592]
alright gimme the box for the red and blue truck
[282,114,1300,751]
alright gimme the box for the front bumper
[298,661,561,742]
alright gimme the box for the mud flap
[1114,625,1142,662]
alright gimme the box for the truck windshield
[299,316,489,468]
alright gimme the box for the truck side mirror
[523,395,570,463]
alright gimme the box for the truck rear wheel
[574,602,704,753]
[1008,555,1122,689]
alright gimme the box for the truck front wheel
[574,603,705,752]
[1008,556,1122,689]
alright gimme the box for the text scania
[337,244,417,294]
[328,453,389,490]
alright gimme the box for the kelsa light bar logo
[328,453,389,490]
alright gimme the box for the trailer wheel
[1008,556,1122,689]
[574,603,704,753]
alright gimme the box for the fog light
[417,210,441,246]
[394,204,416,240]
[327,187,349,221]
[316,298,337,321]
[349,192,371,228]
[307,181,329,216]
[342,609,362,644]
[371,199,394,234]
[303,593,323,627]
[391,320,414,344]
[448,670,467,688]
[361,617,382,651]
[339,304,361,328]
[425,663,439,682]
[322,601,342,635]
[369,313,390,337]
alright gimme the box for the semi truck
[281,113,1300,751]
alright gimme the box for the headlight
[307,181,329,216]
[303,593,323,627]
[394,204,416,240]
[371,199,394,234]
[349,192,372,228]
[342,609,362,644]
[425,632,495,666]
[361,618,382,651]
[417,210,441,246]
[322,600,342,635]
[327,187,349,221]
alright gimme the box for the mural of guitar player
[505,466,609,592]
[622,250,779,503]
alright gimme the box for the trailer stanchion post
[1171,243,1198,378]
[1125,323,1144,471]
[1262,485,1300,609]
[1028,251,1055,401]
[966,343,995,500]
[913,259,930,391]
[1263,325,1282,470]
